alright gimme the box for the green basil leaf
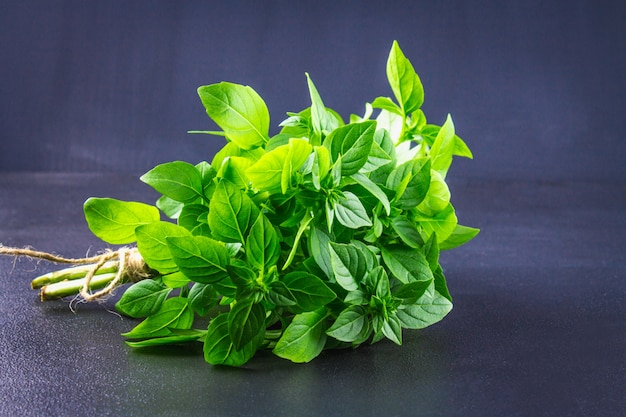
[208,181,259,243]
[390,216,425,248]
[381,314,402,345]
[122,297,193,339]
[308,226,333,279]
[115,280,172,318]
[439,224,481,251]
[393,280,432,304]
[140,161,205,203]
[161,271,191,289]
[323,121,376,176]
[306,73,341,141]
[386,40,424,115]
[326,305,370,343]
[84,197,160,244]
[245,212,280,271]
[204,313,262,367]
[228,299,266,351]
[126,333,204,348]
[396,287,453,329]
[282,271,336,312]
[188,282,219,316]
[351,173,391,215]
[380,244,433,284]
[371,96,402,114]
[135,221,191,274]
[216,156,253,189]
[197,82,269,150]
[328,242,368,291]
[273,308,328,363]
[156,195,184,219]
[429,114,456,179]
[166,235,229,284]
[417,170,451,216]
[414,203,458,243]
[334,191,372,229]
[312,145,332,190]
[386,158,431,209]
[178,204,211,236]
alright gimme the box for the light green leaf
[387,158,431,209]
[417,170,451,216]
[135,221,191,274]
[208,181,259,243]
[306,73,341,141]
[178,204,211,236]
[371,96,402,114]
[429,114,456,178]
[140,161,205,203]
[381,314,402,345]
[197,82,269,150]
[84,198,160,245]
[439,224,481,250]
[273,308,328,363]
[386,40,424,115]
[415,203,458,243]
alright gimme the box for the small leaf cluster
[83,41,478,366]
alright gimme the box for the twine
[0,245,150,301]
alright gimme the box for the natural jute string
[0,245,149,301]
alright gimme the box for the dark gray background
[1,0,624,181]
[1,1,625,416]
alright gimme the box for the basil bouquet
[20,41,478,366]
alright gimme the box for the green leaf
[126,332,204,348]
[308,226,333,278]
[386,158,431,209]
[273,308,328,363]
[390,216,424,248]
[204,313,262,367]
[393,280,432,304]
[140,161,204,203]
[417,170,451,216]
[245,212,280,271]
[161,271,191,289]
[328,242,368,291]
[115,280,172,318]
[380,244,433,284]
[166,235,229,284]
[351,173,391,216]
[208,181,259,243]
[135,221,191,274]
[217,156,254,189]
[396,287,453,329]
[84,198,160,245]
[334,191,372,229]
[246,138,312,193]
[178,204,211,236]
[323,121,376,176]
[312,145,332,189]
[386,40,424,115]
[429,114,456,178]
[197,82,269,150]
[371,96,402,114]
[122,297,193,339]
[439,224,481,250]
[326,305,370,343]
[188,282,219,316]
[415,203,458,243]
[228,299,266,351]
[381,314,402,345]
[282,271,337,312]
[306,73,341,141]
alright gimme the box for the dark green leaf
[228,299,266,351]
[380,244,433,284]
[122,297,193,339]
[328,242,368,291]
[245,212,280,271]
[326,305,370,343]
[282,271,337,312]
[166,235,229,284]
[334,191,372,229]
[188,282,219,316]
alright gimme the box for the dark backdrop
[1,0,624,181]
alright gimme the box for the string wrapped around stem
[0,245,151,301]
